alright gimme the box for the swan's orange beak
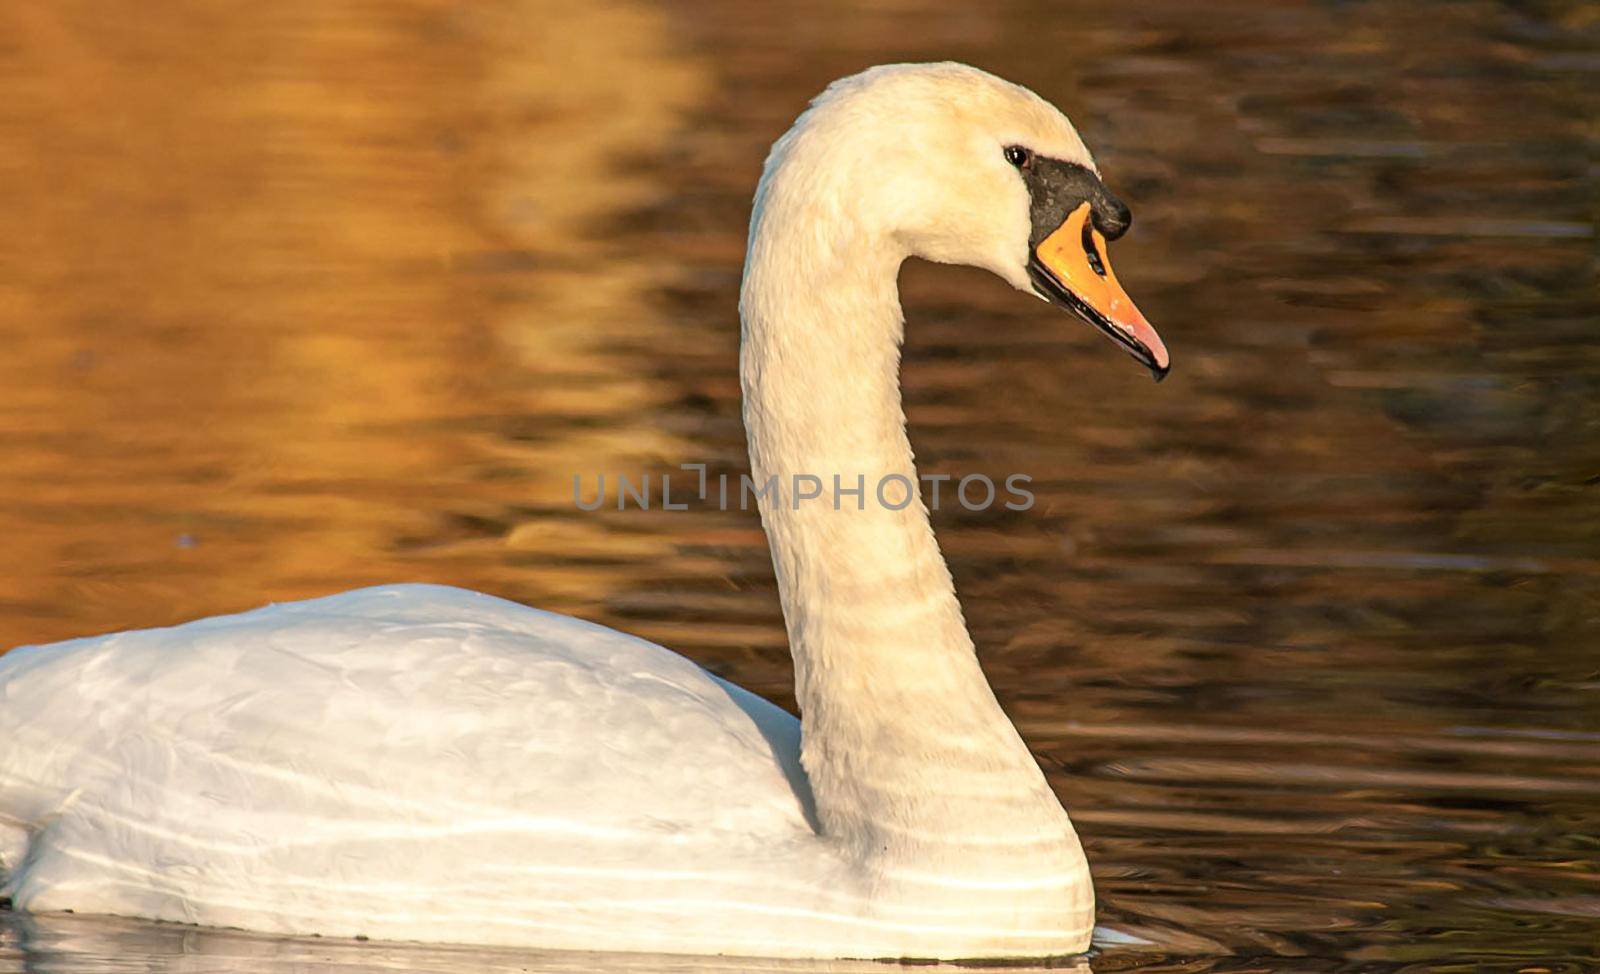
[1028,203,1169,381]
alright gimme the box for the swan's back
[0,585,831,952]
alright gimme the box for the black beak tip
[1150,362,1170,383]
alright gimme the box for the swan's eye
[1003,145,1032,168]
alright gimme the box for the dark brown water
[1,0,1596,971]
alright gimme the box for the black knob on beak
[1091,197,1132,241]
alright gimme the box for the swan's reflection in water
[0,912,1093,974]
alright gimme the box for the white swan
[0,62,1167,961]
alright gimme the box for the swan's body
[0,587,825,948]
[0,63,1165,960]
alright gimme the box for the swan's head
[756,62,1168,379]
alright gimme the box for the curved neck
[738,173,1071,868]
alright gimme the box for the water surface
[0,0,1596,970]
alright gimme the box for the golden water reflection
[0,1,707,640]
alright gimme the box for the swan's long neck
[738,150,1084,890]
